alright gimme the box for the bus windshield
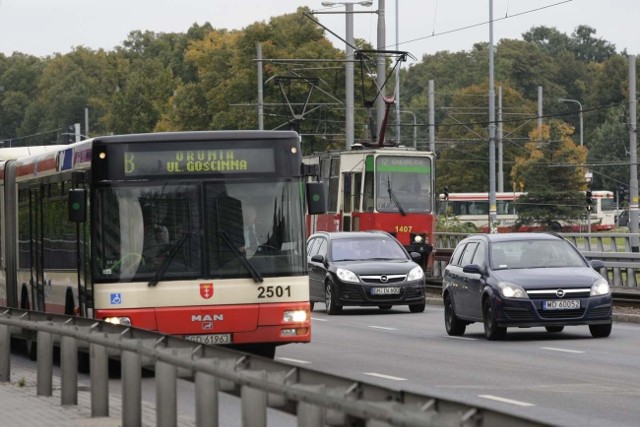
[374,155,432,213]
[93,179,306,282]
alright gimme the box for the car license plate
[371,287,401,295]
[184,334,231,345]
[542,299,580,310]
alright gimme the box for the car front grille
[527,288,591,299]
[360,274,406,284]
[537,308,585,319]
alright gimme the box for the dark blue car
[443,232,612,340]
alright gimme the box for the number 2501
[258,285,291,299]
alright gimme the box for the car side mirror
[590,259,604,270]
[409,251,422,262]
[462,264,483,275]
[311,254,325,263]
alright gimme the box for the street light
[558,98,584,146]
[321,1,373,149]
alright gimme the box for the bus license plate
[542,300,580,310]
[184,334,231,345]
[371,287,401,295]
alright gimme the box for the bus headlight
[104,316,132,326]
[283,310,308,323]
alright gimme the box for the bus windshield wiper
[148,232,190,287]
[219,231,264,283]
[387,177,407,216]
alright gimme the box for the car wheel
[409,302,426,313]
[545,326,564,333]
[483,299,506,340]
[325,280,342,315]
[378,305,392,310]
[589,323,612,338]
[444,294,466,336]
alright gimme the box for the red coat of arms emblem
[200,283,214,299]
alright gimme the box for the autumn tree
[510,122,589,229]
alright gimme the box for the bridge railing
[0,308,550,427]
[432,232,640,289]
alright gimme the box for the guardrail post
[122,349,142,427]
[295,385,325,427]
[156,360,177,427]
[0,324,10,382]
[60,335,78,405]
[241,370,267,427]
[195,370,219,427]
[36,330,53,396]
[90,343,109,417]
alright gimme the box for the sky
[0,0,638,65]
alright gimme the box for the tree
[510,122,588,229]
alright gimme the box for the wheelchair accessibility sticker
[110,293,122,305]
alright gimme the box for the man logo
[200,283,214,299]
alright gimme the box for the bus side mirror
[306,182,326,215]
[68,188,87,222]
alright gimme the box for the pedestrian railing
[0,308,550,427]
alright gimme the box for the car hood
[493,267,600,288]
[332,260,416,275]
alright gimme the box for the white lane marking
[367,326,397,331]
[277,357,311,364]
[445,335,478,341]
[311,317,329,322]
[364,373,407,381]
[479,395,535,407]
[541,347,585,354]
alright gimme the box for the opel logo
[556,289,565,298]
[380,275,388,283]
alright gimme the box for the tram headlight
[283,310,308,323]
[411,233,428,245]
[104,316,132,326]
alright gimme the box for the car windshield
[490,239,586,269]
[331,237,408,261]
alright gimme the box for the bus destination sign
[123,147,276,176]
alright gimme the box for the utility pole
[429,80,435,152]
[394,0,400,145]
[376,0,386,142]
[629,55,638,252]
[256,43,264,130]
[488,0,497,233]
[498,86,503,192]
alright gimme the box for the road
[277,303,640,427]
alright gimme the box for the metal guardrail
[432,232,640,290]
[0,308,551,427]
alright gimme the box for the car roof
[307,231,392,241]
[461,232,563,243]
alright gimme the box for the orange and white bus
[0,130,323,358]
[438,190,617,232]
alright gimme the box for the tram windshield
[374,155,433,213]
[93,180,306,282]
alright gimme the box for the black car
[306,231,426,314]
[443,232,612,340]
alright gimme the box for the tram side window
[363,170,374,211]
[328,157,340,213]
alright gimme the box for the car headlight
[336,268,359,283]
[407,266,424,281]
[590,278,610,296]
[497,281,528,299]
